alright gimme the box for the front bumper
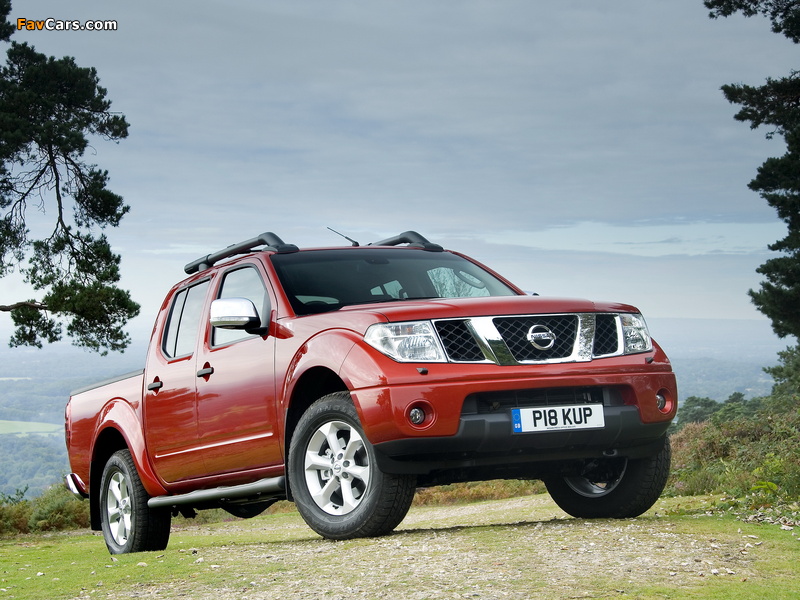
[373,404,670,478]
[348,351,676,483]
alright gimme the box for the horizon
[1,1,797,370]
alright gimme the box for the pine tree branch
[0,300,47,312]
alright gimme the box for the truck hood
[343,295,641,322]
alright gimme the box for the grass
[1,494,798,600]
[0,512,310,600]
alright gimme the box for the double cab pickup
[65,231,677,554]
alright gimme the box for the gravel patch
[100,496,765,600]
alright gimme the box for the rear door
[144,279,211,483]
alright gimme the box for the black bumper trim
[373,406,670,476]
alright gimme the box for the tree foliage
[676,395,720,426]
[705,0,800,42]
[673,392,766,432]
[0,1,11,43]
[0,2,139,353]
[763,344,800,412]
[704,1,800,340]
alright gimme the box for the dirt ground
[96,495,776,600]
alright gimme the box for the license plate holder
[512,404,605,433]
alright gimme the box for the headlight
[621,313,652,354]
[364,321,447,362]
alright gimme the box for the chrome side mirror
[210,297,261,331]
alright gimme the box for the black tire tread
[544,437,671,519]
[288,391,416,540]
[100,449,171,554]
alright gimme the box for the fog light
[656,393,667,411]
[408,407,426,425]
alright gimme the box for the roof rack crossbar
[184,232,298,274]
[369,230,443,251]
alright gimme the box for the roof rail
[369,231,443,251]
[184,232,298,274]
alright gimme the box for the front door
[194,264,281,478]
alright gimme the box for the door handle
[147,380,163,391]
[197,366,214,378]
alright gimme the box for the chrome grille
[434,320,485,362]
[593,314,619,356]
[432,313,622,365]
[493,315,578,361]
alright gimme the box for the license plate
[512,404,605,433]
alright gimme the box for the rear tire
[288,392,416,539]
[544,437,671,519]
[99,449,171,554]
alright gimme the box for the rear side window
[162,281,210,358]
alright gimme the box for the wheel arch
[89,421,168,530]
[283,366,348,499]
[89,427,129,530]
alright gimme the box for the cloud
[3,0,793,338]
[483,221,787,257]
[17,0,791,230]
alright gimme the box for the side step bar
[147,476,286,509]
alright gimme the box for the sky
[2,0,797,357]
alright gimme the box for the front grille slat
[433,313,621,364]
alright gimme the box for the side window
[163,281,210,358]
[213,266,269,346]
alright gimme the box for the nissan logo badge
[527,324,556,351]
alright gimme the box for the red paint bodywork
[65,246,677,509]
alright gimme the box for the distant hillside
[647,317,787,365]
[0,318,786,424]
[0,433,66,498]
[0,343,145,424]
[668,356,773,399]
[0,344,147,498]
[648,317,785,400]
[0,317,789,498]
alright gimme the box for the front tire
[543,436,671,519]
[99,449,171,554]
[288,392,416,539]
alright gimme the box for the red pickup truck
[65,231,677,554]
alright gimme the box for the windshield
[270,248,518,315]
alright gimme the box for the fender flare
[283,329,406,442]
[281,328,405,446]
[91,399,168,498]
[282,330,360,399]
